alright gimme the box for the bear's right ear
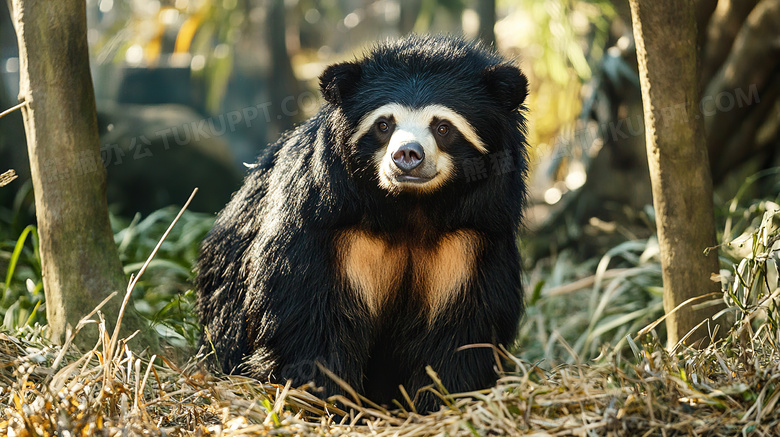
[482,64,529,111]
[319,62,362,106]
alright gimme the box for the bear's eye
[437,123,450,136]
[377,121,390,133]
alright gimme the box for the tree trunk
[703,0,780,182]
[700,0,759,81]
[267,0,302,134]
[628,0,722,347]
[475,0,496,47]
[399,0,423,35]
[10,0,148,348]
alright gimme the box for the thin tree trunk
[10,0,148,348]
[399,0,423,35]
[267,0,302,134]
[704,0,780,182]
[475,0,496,47]
[701,0,759,81]
[629,0,722,347]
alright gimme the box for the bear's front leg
[405,237,523,413]
[242,267,375,401]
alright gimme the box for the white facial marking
[349,103,486,194]
[349,103,488,154]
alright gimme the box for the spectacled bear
[197,35,529,413]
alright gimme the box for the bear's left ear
[319,62,362,106]
[482,64,528,111]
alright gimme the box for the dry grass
[2,324,780,436]
[0,170,17,188]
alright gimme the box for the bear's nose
[392,142,424,172]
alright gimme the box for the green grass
[111,208,214,348]
[0,192,213,348]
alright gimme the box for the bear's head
[319,35,528,196]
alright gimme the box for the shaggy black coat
[197,35,529,412]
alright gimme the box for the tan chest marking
[336,229,481,319]
[416,230,481,319]
[336,230,405,315]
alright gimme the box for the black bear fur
[197,35,529,412]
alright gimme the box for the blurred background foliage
[1,0,778,364]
